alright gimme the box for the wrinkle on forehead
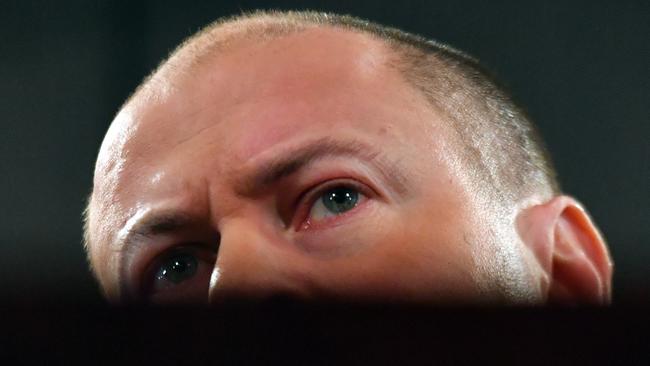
[88,26,413,290]
[100,27,398,178]
[91,28,408,227]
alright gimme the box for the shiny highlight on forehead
[86,10,560,277]
[124,10,558,205]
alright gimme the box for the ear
[517,196,613,305]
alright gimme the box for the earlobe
[517,196,613,305]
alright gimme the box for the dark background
[1,0,647,305]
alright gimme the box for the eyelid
[291,178,374,231]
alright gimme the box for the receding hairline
[84,10,561,303]
[88,9,560,252]
[120,9,558,204]
[126,10,470,107]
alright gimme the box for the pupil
[171,260,187,272]
[323,187,358,213]
[158,253,198,284]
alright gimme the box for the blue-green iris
[322,187,359,214]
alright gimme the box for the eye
[300,184,369,229]
[144,246,216,304]
[155,252,198,285]
[310,186,361,220]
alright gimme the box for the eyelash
[292,178,373,231]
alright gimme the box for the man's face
[89,28,535,304]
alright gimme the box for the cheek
[395,193,482,297]
[294,205,480,300]
[371,216,477,293]
[292,202,387,258]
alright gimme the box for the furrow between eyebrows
[113,137,409,291]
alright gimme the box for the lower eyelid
[292,199,380,256]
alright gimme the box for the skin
[88,27,608,305]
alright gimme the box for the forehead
[119,30,394,155]
[90,27,455,283]
[98,27,427,188]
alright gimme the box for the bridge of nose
[207,218,317,303]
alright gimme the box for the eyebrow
[116,210,198,298]
[117,138,404,250]
[124,211,195,240]
[236,137,408,196]
[114,137,408,293]
[118,210,196,259]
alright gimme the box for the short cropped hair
[85,10,560,249]
[138,10,559,202]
